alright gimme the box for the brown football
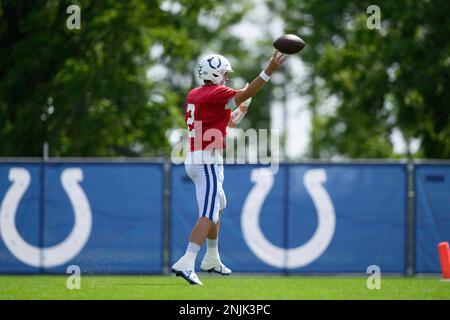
[273,34,306,54]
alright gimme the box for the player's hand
[267,50,287,73]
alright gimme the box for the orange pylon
[438,242,450,279]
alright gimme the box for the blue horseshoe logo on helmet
[207,56,222,69]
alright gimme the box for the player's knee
[200,215,219,224]
[209,211,220,224]
[198,216,214,227]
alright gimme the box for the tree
[0,0,253,157]
[275,0,450,159]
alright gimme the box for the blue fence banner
[4,161,448,274]
[0,162,164,274]
[286,164,406,273]
[170,164,407,273]
[415,164,450,273]
[0,163,42,273]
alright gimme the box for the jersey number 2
[186,103,195,137]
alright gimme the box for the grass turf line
[0,275,449,300]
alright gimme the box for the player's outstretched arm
[234,50,287,106]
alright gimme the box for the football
[273,34,306,54]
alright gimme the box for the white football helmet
[197,54,233,85]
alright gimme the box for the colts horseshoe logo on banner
[0,168,92,268]
[241,168,336,269]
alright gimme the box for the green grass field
[0,275,449,300]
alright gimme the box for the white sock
[206,238,220,260]
[183,242,201,269]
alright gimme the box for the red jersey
[185,85,238,151]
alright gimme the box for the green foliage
[2,1,448,159]
[0,0,251,157]
[278,0,450,159]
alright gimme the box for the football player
[171,50,287,285]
